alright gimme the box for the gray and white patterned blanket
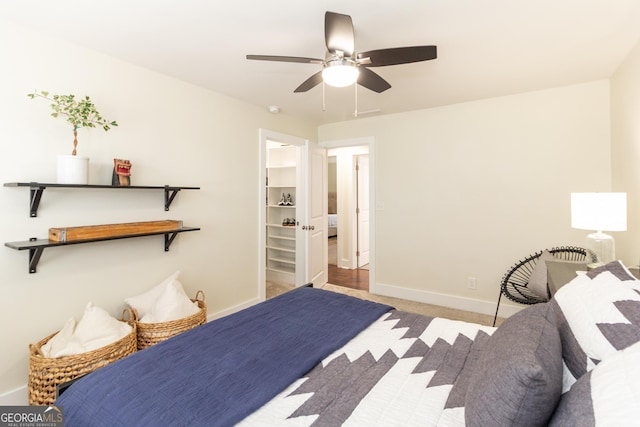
[239,310,495,427]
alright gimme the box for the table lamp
[571,192,627,265]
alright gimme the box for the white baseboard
[374,282,523,319]
[0,385,28,406]
[206,296,262,322]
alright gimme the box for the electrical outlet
[467,277,477,290]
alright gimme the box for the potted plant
[28,90,118,184]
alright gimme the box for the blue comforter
[57,287,392,427]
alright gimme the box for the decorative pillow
[73,302,133,352]
[139,277,199,323]
[124,270,181,318]
[586,261,637,281]
[40,302,132,358]
[465,303,563,427]
[40,317,80,358]
[549,340,640,426]
[528,250,556,299]
[550,260,640,388]
[545,259,588,296]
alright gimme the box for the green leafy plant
[28,90,118,156]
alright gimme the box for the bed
[56,261,640,426]
[328,192,337,238]
[328,214,338,238]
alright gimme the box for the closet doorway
[326,144,371,291]
[259,129,328,300]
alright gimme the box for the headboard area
[328,192,337,214]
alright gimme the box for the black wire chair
[492,246,597,326]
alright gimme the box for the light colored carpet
[266,281,502,327]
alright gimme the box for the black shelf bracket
[28,237,43,273]
[165,231,179,251]
[4,182,199,217]
[164,187,181,211]
[29,184,45,218]
[6,226,200,274]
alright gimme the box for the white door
[305,143,328,286]
[356,155,370,267]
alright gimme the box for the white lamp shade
[571,192,627,231]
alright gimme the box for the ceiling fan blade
[294,71,324,93]
[325,11,355,56]
[246,55,323,64]
[358,68,391,93]
[357,46,437,67]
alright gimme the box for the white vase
[57,154,89,184]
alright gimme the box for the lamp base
[585,231,615,265]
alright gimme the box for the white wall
[611,38,640,266]
[1,18,630,403]
[328,158,337,194]
[0,23,315,397]
[319,81,612,315]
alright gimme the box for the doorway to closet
[259,129,327,301]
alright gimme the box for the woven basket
[28,311,136,406]
[132,290,206,350]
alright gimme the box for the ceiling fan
[246,11,437,94]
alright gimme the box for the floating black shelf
[4,182,200,217]
[5,227,200,274]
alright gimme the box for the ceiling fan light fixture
[322,59,359,87]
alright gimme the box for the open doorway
[259,129,327,302]
[326,145,370,291]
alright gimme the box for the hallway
[328,264,369,291]
[328,237,369,291]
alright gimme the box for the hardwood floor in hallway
[328,264,369,291]
[328,236,370,291]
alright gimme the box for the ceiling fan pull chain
[322,80,326,111]
[354,81,358,117]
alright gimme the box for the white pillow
[139,278,199,323]
[550,340,640,426]
[73,302,133,353]
[40,302,132,358]
[40,317,79,358]
[551,261,640,388]
[125,270,181,318]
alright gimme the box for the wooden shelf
[5,226,200,274]
[4,182,200,217]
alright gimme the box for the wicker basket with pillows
[125,271,207,350]
[28,304,136,406]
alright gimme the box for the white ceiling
[3,0,640,126]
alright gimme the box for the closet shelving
[266,144,298,284]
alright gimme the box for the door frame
[355,153,370,267]
[258,129,310,301]
[320,136,376,294]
